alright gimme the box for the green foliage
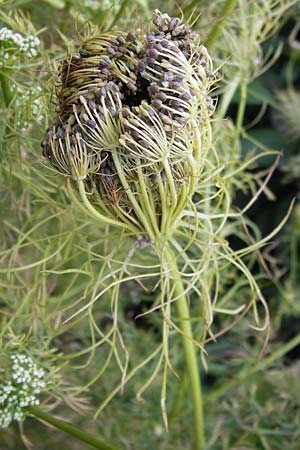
[0,0,299,449]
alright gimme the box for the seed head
[42,10,215,238]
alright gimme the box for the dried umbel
[42,10,214,241]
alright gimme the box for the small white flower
[0,26,40,64]
[0,353,48,428]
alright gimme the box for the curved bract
[42,10,214,240]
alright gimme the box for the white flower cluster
[0,26,40,67]
[0,354,46,428]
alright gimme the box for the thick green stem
[28,406,122,450]
[0,72,13,107]
[164,246,205,450]
[205,0,238,50]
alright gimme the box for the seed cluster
[0,354,47,428]
[42,10,214,236]
[0,26,40,67]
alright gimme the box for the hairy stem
[163,245,205,450]
[28,406,122,450]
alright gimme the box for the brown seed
[161,40,169,48]
[137,60,146,71]
[117,35,126,45]
[147,57,156,65]
[170,81,181,90]
[149,83,160,95]
[126,32,136,42]
[56,129,64,139]
[151,173,159,186]
[139,139,150,148]
[146,34,156,44]
[154,43,162,52]
[107,47,115,55]
[156,92,167,102]
[176,116,186,124]
[160,113,172,124]
[87,119,97,128]
[164,71,175,81]
[88,100,97,109]
[127,81,137,91]
[152,98,162,108]
[148,48,158,58]
[169,18,180,31]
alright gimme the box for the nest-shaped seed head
[42,10,215,239]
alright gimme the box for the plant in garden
[41,9,215,449]
[0,2,298,450]
[39,5,293,449]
